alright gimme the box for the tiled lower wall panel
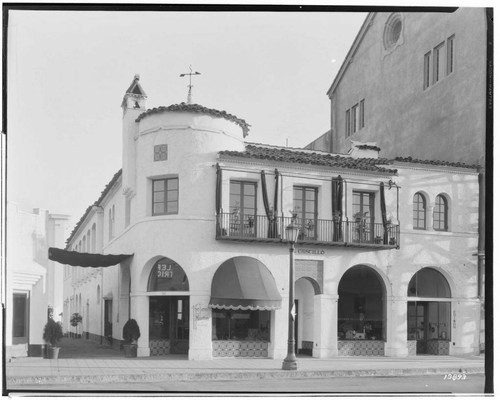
[150,340,170,356]
[427,340,450,355]
[337,340,385,356]
[213,341,268,357]
[407,340,417,356]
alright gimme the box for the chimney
[348,141,381,159]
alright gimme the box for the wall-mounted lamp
[388,180,396,190]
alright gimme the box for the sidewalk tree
[70,313,83,338]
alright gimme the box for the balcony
[216,213,399,249]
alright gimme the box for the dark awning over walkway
[209,256,282,311]
[48,247,133,268]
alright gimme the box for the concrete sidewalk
[6,338,485,386]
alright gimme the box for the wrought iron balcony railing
[216,213,399,248]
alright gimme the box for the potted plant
[43,318,63,359]
[122,318,141,358]
[70,313,83,338]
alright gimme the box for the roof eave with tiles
[135,103,250,137]
[218,144,398,174]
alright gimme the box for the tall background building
[305,8,490,352]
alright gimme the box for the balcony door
[293,186,318,240]
[353,191,374,243]
[229,181,257,237]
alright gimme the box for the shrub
[122,319,141,345]
[43,318,63,347]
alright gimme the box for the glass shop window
[212,310,270,341]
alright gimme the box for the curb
[7,367,485,386]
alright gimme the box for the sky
[6,8,368,234]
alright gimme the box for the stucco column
[385,296,409,357]
[449,299,481,356]
[189,294,213,360]
[130,293,150,357]
[313,294,338,358]
[269,294,288,359]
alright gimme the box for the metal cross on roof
[180,65,201,104]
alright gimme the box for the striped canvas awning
[209,256,282,311]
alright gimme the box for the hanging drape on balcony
[261,170,278,238]
[48,247,133,267]
[215,163,222,235]
[380,182,389,244]
[209,256,282,310]
[273,168,279,214]
[332,175,343,241]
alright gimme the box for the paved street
[9,374,485,393]
[6,337,486,395]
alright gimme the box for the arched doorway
[147,257,190,356]
[407,267,451,355]
[338,265,386,356]
[295,277,319,356]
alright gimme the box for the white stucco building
[56,76,480,360]
[6,202,70,358]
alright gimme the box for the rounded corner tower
[121,75,250,221]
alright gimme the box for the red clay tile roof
[219,144,398,174]
[394,156,480,170]
[135,103,250,137]
[65,169,122,248]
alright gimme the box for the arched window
[413,193,426,230]
[108,208,114,241]
[407,267,451,298]
[407,268,451,348]
[433,195,448,231]
[91,224,96,253]
[148,257,189,292]
[338,266,386,341]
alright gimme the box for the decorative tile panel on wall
[407,340,417,356]
[212,341,268,358]
[295,260,324,294]
[149,339,170,356]
[337,340,385,356]
[427,340,450,355]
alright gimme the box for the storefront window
[150,296,189,341]
[148,258,189,292]
[212,310,270,341]
[407,268,451,349]
[407,301,450,341]
[338,266,386,340]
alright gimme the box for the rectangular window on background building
[447,35,455,75]
[359,99,365,129]
[351,104,358,134]
[424,52,431,89]
[433,42,446,83]
[345,109,351,138]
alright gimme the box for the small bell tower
[122,74,147,201]
[121,74,147,113]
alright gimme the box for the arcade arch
[407,267,452,355]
